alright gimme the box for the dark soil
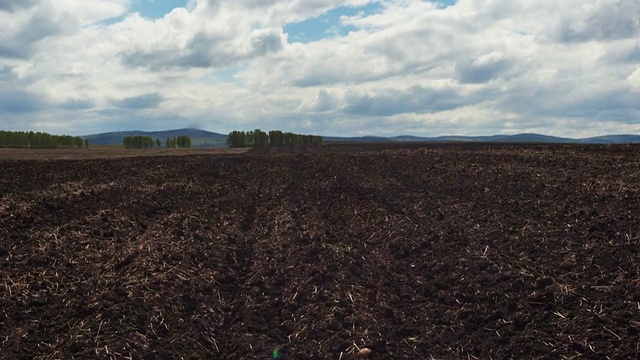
[1,143,640,359]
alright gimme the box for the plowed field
[1,143,640,359]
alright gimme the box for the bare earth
[1,143,640,359]
[0,146,249,160]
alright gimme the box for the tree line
[123,135,192,149]
[227,129,323,148]
[166,136,192,148]
[0,130,87,148]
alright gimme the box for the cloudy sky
[0,0,639,137]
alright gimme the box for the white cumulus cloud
[0,0,638,137]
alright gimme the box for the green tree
[176,135,192,148]
[227,131,247,148]
[246,131,255,147]
[165,137,177,148]
[0,130,85,149]
[269,130,284,146]
[123,135,155,149]
[254,129,269,147]
[226,129,323,148]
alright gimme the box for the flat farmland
[1,143,640,359]
[0,146,249,161]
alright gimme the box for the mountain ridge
[83,128,228,147]
[324,133,640,144]
[82,128,640,146]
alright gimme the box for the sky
[0,0,639,137]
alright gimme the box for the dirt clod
[357,347,373,358]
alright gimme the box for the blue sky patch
[284,3,384,43]
[437,0,457,8]
[284,1,457,43]
[131,0,188,19]
[200,66,244,87]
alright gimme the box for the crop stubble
[1,143,639,359]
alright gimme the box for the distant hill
[577,135,640,144]
[83,128,228,147]
[325,133,640,144]
[82,129,640,147]
[426,133,575,143]
[321,136,389,143]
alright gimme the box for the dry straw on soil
[1,143,640,359]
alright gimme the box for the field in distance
[0,142,524,160]
[0,145,249,160]
[0,142,589,160]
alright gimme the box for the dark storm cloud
[293,73,343,88]
[178,32,220,67]
[310,90,337,112]
[555,1,640,43]
[0,0,39,12]
[343,86,461,117]
[120,32,233,70]
[20,12,70,42]
[497,81,640,124]
[120,49,165,69]
[61,98,95,110]
[121,29,285,70]
[111,93,163,109]
[0,45,29,59]
[564,89,640,121]
[235,0,279,8]
[121,48,190,69]
[0,89,48,113]
[0,65,13,80]
[0,10,77,59]
[602,42,640,64]
[249,29,285,55]
[203,0,221,12]
[455,57,513,84]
